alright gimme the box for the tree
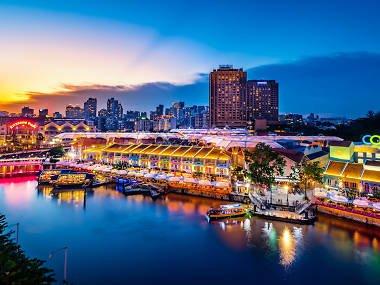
[48,146,65,157]
[290,160,324,200]
[244,143,285,201]
[230,165,245,183]
[0,214,55,284]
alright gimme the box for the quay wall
[317,204,380,227]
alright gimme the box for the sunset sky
[1,0,379,116]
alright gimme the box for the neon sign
[9,120,38,130]
[362,135,380,145]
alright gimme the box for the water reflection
[0,177,379,284]
[37,186,91,209]
[213,214,380,269]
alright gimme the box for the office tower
[65,105,84,119]
[156,104,164,117]
[21,106,34,118]
[209,65,247,128]
[246,80,279,122]
[106,98,123,131]
[53,112,63,119]
[97,109,107,132]
[171,101,184,119]
[84,98,97,122]
[38,109,48,118]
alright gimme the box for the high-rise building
[209,65,247,128]
[97,109,107,132]
[84,98,97,122]
[53,112,63,119]
[246,80,279,122]
[106,98,123,131]
[156,104,164,117]
[38,109,48,119]
[21,106,34,118]
[171,101,184,119]
[65,105,84,119]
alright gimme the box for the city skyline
[1,1,379,117]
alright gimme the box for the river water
[0,176,379,285]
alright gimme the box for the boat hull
[207,211,247,220]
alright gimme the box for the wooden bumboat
[51,173,94,189]
[206,204,248,220]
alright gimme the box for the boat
[51,172,94,189]
[206,204,248,220]
[38,169,72,184]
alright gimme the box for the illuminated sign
[362,135,380,145]
[9,120,38,130]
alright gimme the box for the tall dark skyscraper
[84,98,97,122]
[209,65,279,128]
[65,105,84,119]
[21,106,34,118]
[209,65,247,128]
[106,98,123,130]
[247,80,279,122]
[156,104,164,117]
[38,108,48,119]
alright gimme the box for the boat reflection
[213,213,380,269]
[37,185,92,209]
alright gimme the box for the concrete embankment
[317,204,380,227]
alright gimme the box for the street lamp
[284,185,289,206]
[49,246,69,284]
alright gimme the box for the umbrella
[168,176,182,182]
[198,179,212,186]
[314,190,327,198]
[183,177,197,183]
[214,181,230,188]
[144,173,157,178]
[155,174,168,180]
[353,199,370,207]
[330,195,349,203]
[372,202,380,211]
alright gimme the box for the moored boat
[52,173,94,189]
[38,169,72,184]
[206,204,248,220]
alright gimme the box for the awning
[353,199,370,207]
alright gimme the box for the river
[0,176,379,284]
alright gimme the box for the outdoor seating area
[55,160,232,194]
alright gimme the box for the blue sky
[0,0,379,117]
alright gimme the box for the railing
[295,201,312,214]
[249,192,267,209]
[316,200,380,219]
[0,157,45,166]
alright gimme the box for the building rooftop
[306,150,328,161]
[325,161,346,176]
[329,141,353,147]
[86,143,231,161]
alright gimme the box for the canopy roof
[86,143,231,161]
[325,161,346,176]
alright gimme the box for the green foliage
[244,142,285,189]
[0,214,55,284]
[325,111,380,141]
[290,160,324,198]
[48,146,65,157]
[230,165,245,182]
